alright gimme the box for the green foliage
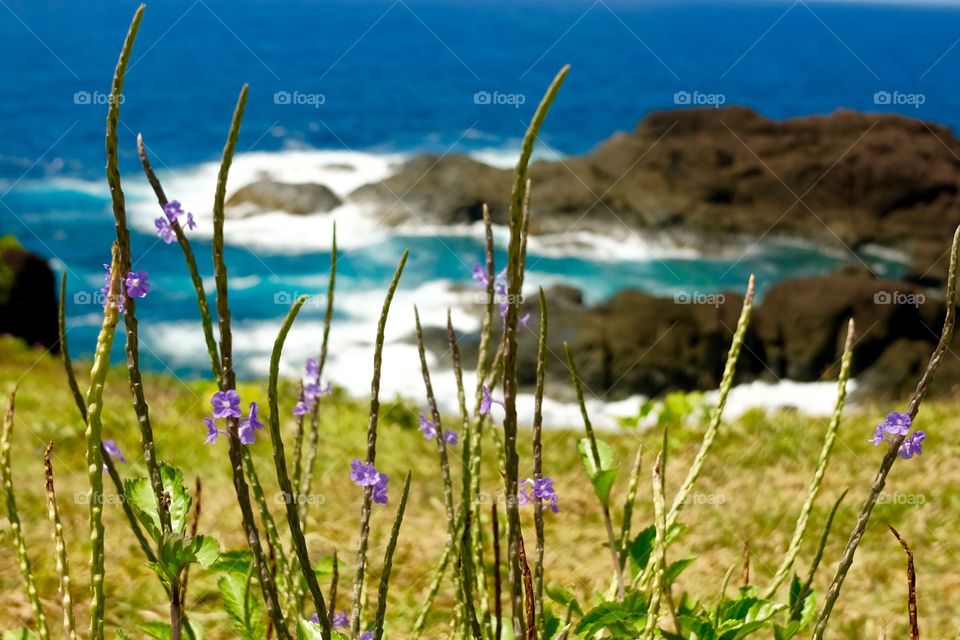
[124,462,193,540]
[139,621,203,640]
[219,571,265,640]
[577,437,619,507]
[575,591,648,638]
[663,586,786,640]
[150,533,219,583]
[773,576,817,639]
[618,390,708,429]
[2,631,39,640]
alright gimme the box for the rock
[349,154,512,225]
[350,106,960,282]
[0,245,58,352]
[226,179,342,216]
[753,275,942,381]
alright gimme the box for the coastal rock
[0,245,58,352]
[349,154,512,225]
[226,179,342,216]
[351,107,960,281]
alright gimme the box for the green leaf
[220,572,265,640]
[577,438,619,506]
[2,631,39,640]
[140,622,172,640]
[545,584,583,616]
[575,592,648,638]
[666,557,697,584]
[210,549,253,574]
[123,463,193,541]
[313,554,345,576]
[154,533,221,581]
[628,526,656,574]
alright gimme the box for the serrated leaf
[545,584,583,616]
[154,533,221,581]
[577,438,618,505]
[220,572,265,640]
[123,463,193,541]
[574,592,648,637]
[211,549,253,574]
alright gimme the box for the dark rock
[0,246,58,352]
[350,106,960,282]
[226,179,342,216]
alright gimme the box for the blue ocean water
[0,0,952,379]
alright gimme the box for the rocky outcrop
[424,273,957,401]
[350,107,960,282]
[0,245,58,352]
[226,179,342,216]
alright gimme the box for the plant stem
[351,251,408,637]
[531,288,548,638]
[813,226,960,638]
[763,319,855,598]
[2,389,51,640]
[373,471,412,640]
[43,442,77,640]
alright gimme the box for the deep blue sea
[0,0,956,417]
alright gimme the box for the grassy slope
[0,336,956,639]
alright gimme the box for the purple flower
[350,459,381,487]
[293,399,311,416]
[882,412,912,436]
[360,632,374,640]
[472,263,491,287]
[186,212,197,230]
[309,613,319,625]
[305,357,320,379]
[211,389,242,419]
[519,476,559,512]
[237,402,264,445]
[419,413,438,440]
[870,424,885,446]
[103,439,126,463]
[125,271,150,298]
[480,386,503,416]
[155,217,176,244]
[304,381,332,402]
[899,431,926,459]
[443,429,459,446]
[372,473,389,505]
[163,200,184,222]
[331,610,349,629]
[519,312,531,328]
[203,417,221,445]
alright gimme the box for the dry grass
[0,336,957,638]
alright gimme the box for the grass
[0,335,957,639]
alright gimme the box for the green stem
[2,389,51,640]
[43,442,77,640]
[373,471,412,640]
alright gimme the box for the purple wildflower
[103,439,126,463]
[332,610,349,629]
[519,312,531,328]
[350,459,381,487]
[360,633,374,640]
[309,613,319,625]
[519,477,559,512]
[303,380,332,402]
[163,200,185,222]
[238,421,256,445]
[480,386,503,416]
[899,431,926,459]
[472,263,491,287]
[186,212,197,230]
[882,412,912,436]
[211,389,242,419]
[155,216,176,244]
[293,399,311,416]
[372,473,389,505]
[443,429,459,446]
[419,413,438,440]
[305,357,320,379]
[125,271,150,298]
[870,424,885,446]
[203,417,221,445]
